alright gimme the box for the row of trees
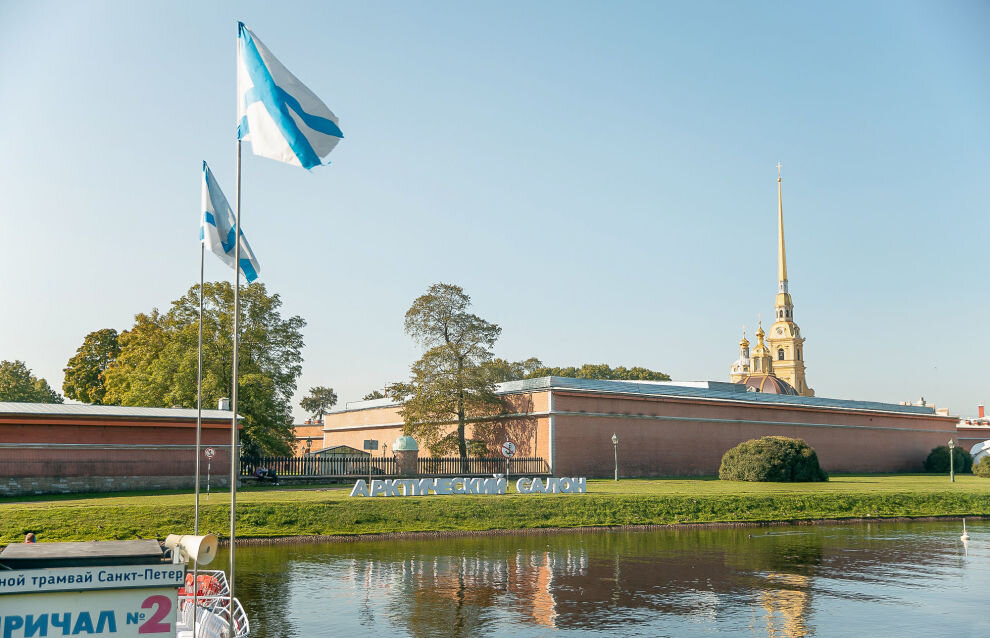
[0,283,306,457]
[0,360,63,404]
[4,280,668,461]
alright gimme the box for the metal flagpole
[195,243,204,533]
[229,137,242,620]
[193,241,205,637]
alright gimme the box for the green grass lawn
[2,475,987,545]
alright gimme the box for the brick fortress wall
[0,414,235,496]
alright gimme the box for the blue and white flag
[237,22,343,169]
[201,161,261,282]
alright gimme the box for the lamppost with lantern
[948,438,956,483]
[611,433,619,481]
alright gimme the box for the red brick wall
[0,415,235,491]
[551,392,956,476]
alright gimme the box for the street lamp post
[611,433,619,481]
[948,439,955,483]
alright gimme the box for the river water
[226,521,987,637]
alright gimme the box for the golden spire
[777,162,788,291]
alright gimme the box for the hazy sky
[1,1,987,419]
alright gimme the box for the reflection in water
[224,521,990,637]
[759,573,810,638]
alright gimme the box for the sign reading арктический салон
[349,476,587,497]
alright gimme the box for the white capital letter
[349,480,369,497]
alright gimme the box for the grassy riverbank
[2,475,988,545]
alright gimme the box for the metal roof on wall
[498,377,939,416]
[0,402,237,421]
[332,376,940,417]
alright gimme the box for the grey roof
[333,376,940,417]
[498,377,939,416]
[0,402,237,421]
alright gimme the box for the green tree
[524,363,670,381]
[62,329,121,404]
[481,357,544,383]
[103,281,305,457]
[388,283,503,463]
[0,360,64,404]
[362,390,386,401]
[300,386,338,420]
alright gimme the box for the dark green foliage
[923,445,972,474]
[973,457,990,478]
[481,358,544,383]
[0,360,63,403]
[719,436,828,482]
[362,390,386,401]
[523,363,670,381]
[300,386,337,419]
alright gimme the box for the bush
[719,436,828,482]
[923,445,972,474]
[972,457,990,478]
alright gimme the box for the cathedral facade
[729,168,814,397]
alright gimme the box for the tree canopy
[300,386,337,420]
[481,357,544,383]
[524,363,670,381]
[389,283,503,459]
[362,390,386,401]
[0,360,63,404]
[474,359,671,382]
[62,328,121,404]
[102,281,305,456]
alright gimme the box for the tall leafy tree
[102,281,305,456]
[389,283,503,462]
[300,386,338,420]
[62,329,121,404]
[0,360,63,403]
[362,390,386,401]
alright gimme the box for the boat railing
[176,594,250,638]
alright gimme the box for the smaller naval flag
[237,22,343,169]
[201,161,261,282]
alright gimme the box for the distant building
[956,403,990,451]
[293,419,325,455]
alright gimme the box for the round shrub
[719,436,828,482]
[972,457,990,478]
[923,445,972,474]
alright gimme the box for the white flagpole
[229,137,242,620]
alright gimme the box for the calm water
[225,521,988,637]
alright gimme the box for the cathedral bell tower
[729,329,751,382]
[766,164,814,396]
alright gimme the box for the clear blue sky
[1,1,988,419]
